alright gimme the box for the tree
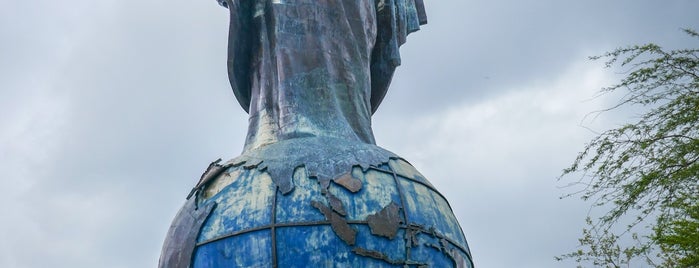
[558,29,699,267]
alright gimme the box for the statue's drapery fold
[371,0,427,113]
[220,0,426,114]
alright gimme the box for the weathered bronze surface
[187,158,226,199]
[222,0,427,151]
[334,172,364,193]
[312,200,357,246]
[158,198,215,268]
[160,0,475,267]
[367,202,402,239]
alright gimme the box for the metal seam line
[390,165,412,262]
[271,186,279,268]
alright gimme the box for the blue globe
[161,138,473,267]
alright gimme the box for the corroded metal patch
[333,172,363,193]
[172,139,474,267]
[221,137,399,195]
[450,248,470,268]
[311,201,356,245]
[202,168,243,199]
[352,248,402,265]
[159,197,216,268]
[388,158,435,189]
[326,193,347,216]
[188,158,242,199]
[366,203,401,239]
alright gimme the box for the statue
[223,0,427,151]
[160,1,474,267]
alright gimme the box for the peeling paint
[188,159,224,199]
[156,0,477,265]
[192,229,272,267]
[202,168,242,199]
[221,137,399,195]
[311,201,356,246]
[333,172,363,193]
[326,193,347,216]
[159,198,216,268]
[402,223,474,268]
[276,166,326,223]
[175,139,473,267]
[388,158,435,189]
[352,247,402,265]
[449,248,470,268]
[328,168,398,221]
[197,169,276,243]
[399,177,469,250]
[366,203,401,239]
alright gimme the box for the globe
[161,137,473,267]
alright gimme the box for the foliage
[558,29,699,267]
[654,201,699,267]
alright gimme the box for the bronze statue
[160,1,473,267]
[221,0,427,151]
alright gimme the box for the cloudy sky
[1,0,697,267]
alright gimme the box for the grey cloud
[381,0,699,116]
[1,0,697,267]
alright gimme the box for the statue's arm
[370,0,427,113]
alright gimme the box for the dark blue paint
[187,159,473,267]
[275,167,327,224]
[275,225,402,267]
[410,233,460,267]
[399,176,470,250]
[192,229,272,267]
[328,167,402,221]
[197,169,275,243]
[353,225,406,263]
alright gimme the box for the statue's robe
[218,0,426,151]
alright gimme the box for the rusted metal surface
[326,167,401,221]
[187,158,223,199]
[403,223,474,267]
[326,193,347,216]
[311,201,356,246]
[352,248,403,265]
[399,176,470,251]
[219,137,399,195]
[333,172,363,193]
[173,152,474,267]
[450,248,471,268]
[388,158,436,190]
[367,203,402,239]
[191,154,472,266]
[202,168,242,199]
[158,197,215,268]
[275,167,327,224]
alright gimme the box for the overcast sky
[1,1,697,267]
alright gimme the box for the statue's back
[159,1,474,267]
